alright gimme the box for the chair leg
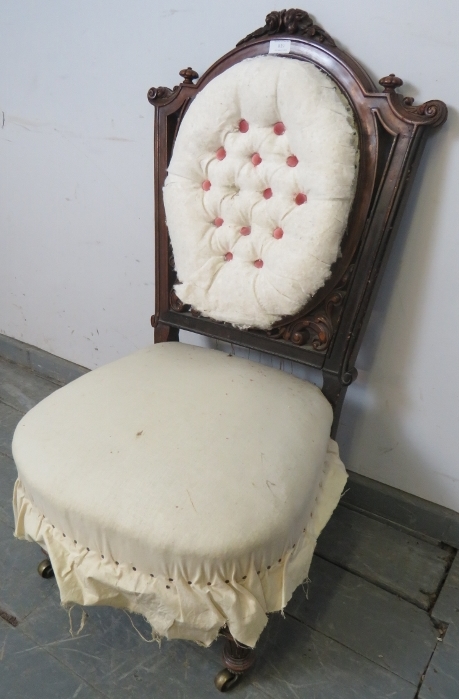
[214,628,255,692]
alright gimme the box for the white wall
[1,1,458,511]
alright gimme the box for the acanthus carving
[148,66,199,105]
[379,75,448,127]
[266,267,353,351]
[147,85,177,104]
[168,268,353,351]
[169,287,189,313]
[237,8,335,47]
[402,96,447,124]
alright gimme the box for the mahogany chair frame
[146,8,447,689]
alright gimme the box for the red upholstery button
[240,226,251,236]
[286,155,298,167]
[214,217,224,227]
[202,180,211,191]
[273,227,284,239]
[254,259,264,268]
[224,252,233,261]
[251,153,262,166]
[239,119,249,133]
[216,147,226,160]
[295,192,307,205]
[273,122,285,135]
[263,188,273,199]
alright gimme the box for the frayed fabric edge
[13,444,347,648]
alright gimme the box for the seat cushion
[164,55,358,329]
[13,342,347,647]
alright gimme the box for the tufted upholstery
[164,55,359,329]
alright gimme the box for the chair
[12,8,447,692]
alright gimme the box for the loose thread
[122,609,161,646]
[301,577,311,600]
[65,604,88,637]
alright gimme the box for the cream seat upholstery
[13,342,346,647]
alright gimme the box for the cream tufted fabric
[13,342,347,647]
[164,55,359,329]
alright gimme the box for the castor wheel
[214,668,240,692]
[37,559,54,579]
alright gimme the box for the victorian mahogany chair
[12,9,446,692]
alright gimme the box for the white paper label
[268,39,291,54]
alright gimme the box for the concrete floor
[1,354,458,698]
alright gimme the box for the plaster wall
[1,1,458,510]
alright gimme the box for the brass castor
[214,668,240,692]
[37,559,54,579]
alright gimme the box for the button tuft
[263,188,272,199]
[216,147,226,160]
[295,192,307,205]
[286,155,298,167]
[240,226,251,236]
[273,227,283,239]
[251,153,262,166]
[239,119,249,133]
[214,217,224,227]
[273,122,285,135]
[224,252,233,261]
[202,180,211,191]
[254,259,264,269]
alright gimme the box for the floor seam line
[0,397,25,414]
[313,551,433,610]
[0,356,65,387]
[0,447,15,458]
[428,549,458,615]
[414,622,449,698]
[339,502,442,546]
[284,609,419,688]
[15,624,110,698]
